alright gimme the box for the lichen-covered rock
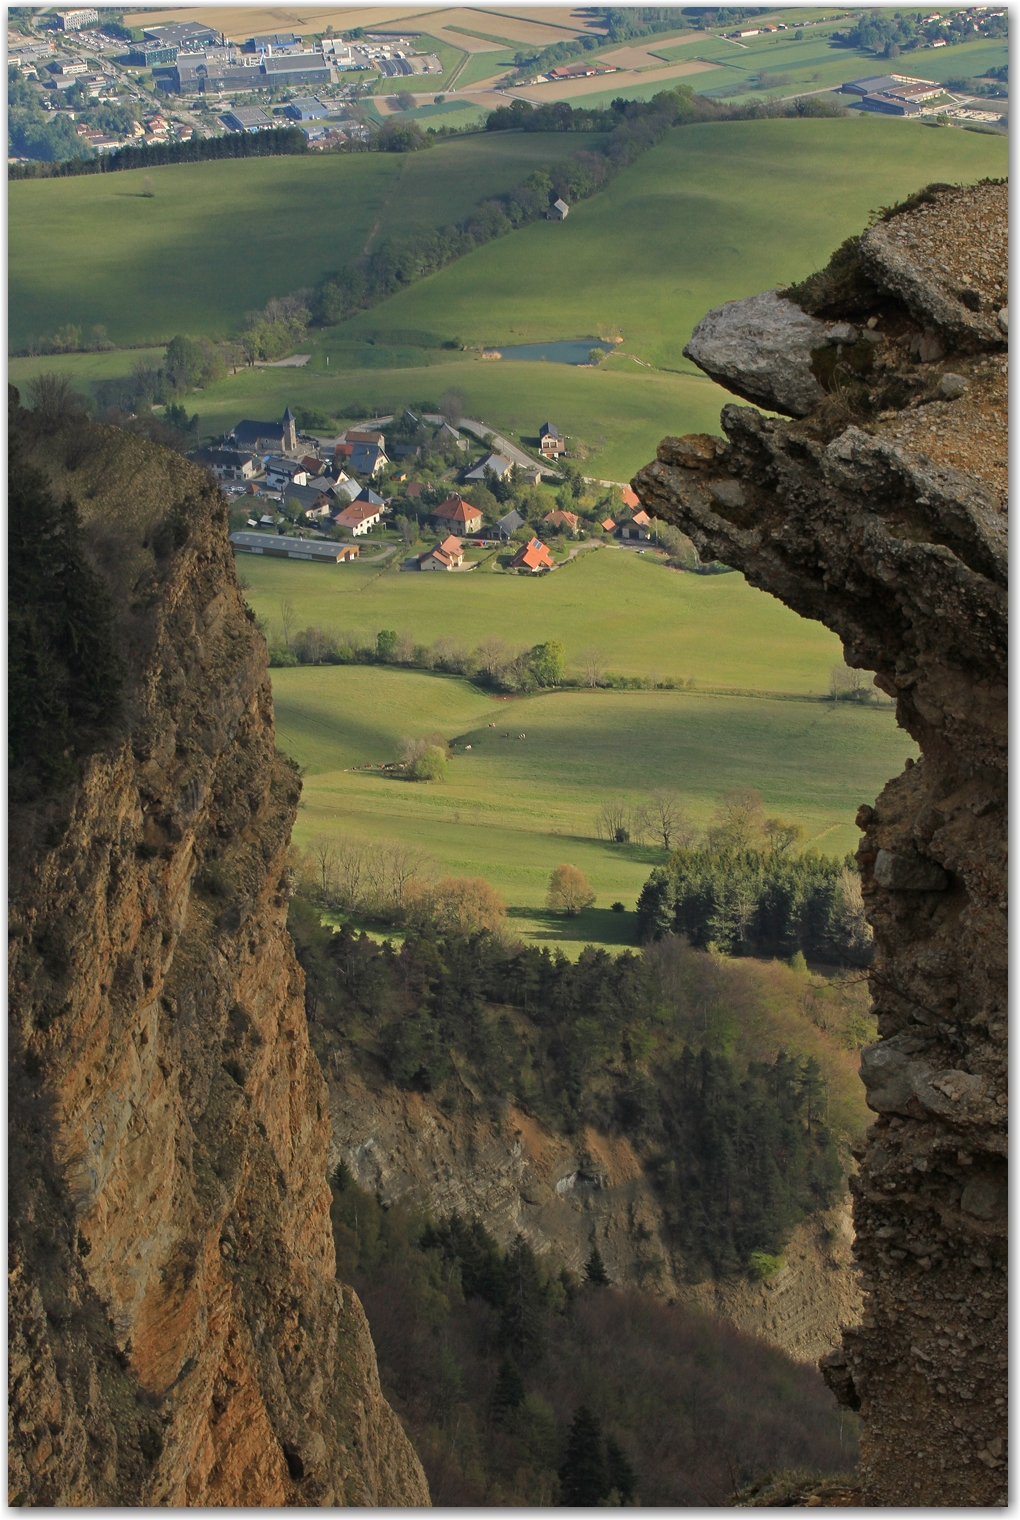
[634,181,1006,1507]
[683,289,828,417]
[8,430,429,1507]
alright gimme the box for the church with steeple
[229,405,300,457]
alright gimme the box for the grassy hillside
[335,117,1007,370]
[270,663,916,954]
[13,117,1003,479]
[240,546,844,692]
[241,547,916,953]
[7,132,593,350]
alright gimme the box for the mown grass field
[271,663,916,955]
[336,117,1007,371]
[240,545,845,691]
[7,132,592,351]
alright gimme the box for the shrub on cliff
[9,388,122,792]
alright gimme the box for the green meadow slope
[241,545,842,692]
[7,132,592,350]
[271,662,916,953]
[11,117,1004,480]
[236,549,917,953]
[335,116,1008,370]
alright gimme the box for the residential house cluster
[200,406,403,560]
[601,487,653,541]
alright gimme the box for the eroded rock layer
[8,432,429,1506]
[634,181,1006,1506]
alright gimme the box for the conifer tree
[584,1243,610,1286]
[559,1404,608,1505]
[490,1358,526,1427]
[499,1235,548,1367]
[605,1435,638,1504]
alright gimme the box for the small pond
[492,339,616,365]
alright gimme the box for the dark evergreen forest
[637,847,873,964]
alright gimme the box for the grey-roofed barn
[229,532,357,562]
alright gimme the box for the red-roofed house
[510,537,555,573]
[621,485,641,509]
[333,502,383,535]
[543,509,580,534]
[601,517,616,532]
[617,508,652,542]
[300,455,326,476]
[418,535,464,571]
[334,442,354,462]
[405,482,424,500]
[432,493,483,534]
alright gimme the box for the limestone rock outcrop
[634,180,1006,1507]
[8,416,429,1507]
[683,288,828,417]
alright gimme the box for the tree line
[638,851,871,965]
[8,124,309,178]
[328,1169,851,1504]
[263,614,691,694]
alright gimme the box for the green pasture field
[7,132,597,351]
[8,348,165,386]
[333,117,1007,372]
[364,130,604,245]
[456,49,517,87]
[240,546,846,694]
[270,664,916,954]
[395,100,491,128]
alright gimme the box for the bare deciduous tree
[645,790,697,851]
[829,662,874,703]
[440,387,465,427]
[280,599,296,652]
[595,798,632,844]
[578,646,609,688]
[706,788,765,852]
[310,836,338,895]
[476,635,513,684]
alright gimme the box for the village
[214,404,657,573]
[9,5,1008,165]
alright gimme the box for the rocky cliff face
[330,1064,861,1367]
[8,415,429,1507]
[634,181,1006,1506]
